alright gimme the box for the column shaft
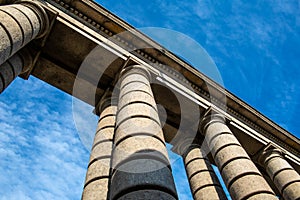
[82,102,117,200]
[201,114,277,200]
[259,149,300,200]
[0,2,49,65]
[0,49,32,94]
[110,65,178,200]
[184,145,227,200]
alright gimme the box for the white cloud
[0,77,89,199]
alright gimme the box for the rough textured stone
[12,4,41,38]
[82,179,109,200]
[118,190,176,200]
[194,186,226,200]
[119,90,156,108]
[208,133,241,153]
[213,144,249,168]
[221,158,261,187]
[0,62,14,89]
[119,81,152,97]
[273,170,300,191]
[111,159,177,200]
[229,174,276,200]
[116,103,160,126]
[0,6,32,46]
[0,3,45,65]
[82,104,117,200]
[0,10,23,56]
[205,122,232,143]
[282,181,300,200]
[266,158,293,178]
[85,158,111,184]
[190,171,221,189]
[111,65,177,199]
[202,115,277,200]
[183,146,226,200]
[114,117,164,144]
[112,136,169,169]
[0,25,11,64]
[0,51,26,93]
[260,149,300,200]
[93,127,114,144]
[246,193,279,200]
[89,140,112,162]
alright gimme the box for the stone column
[180,140,227,200]
[82,97,117,200]
[0,1,49,65]
[110,65,178,200]
[0,48,32,94]
[200,113,277,200]
[258,147,300,200]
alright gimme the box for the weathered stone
[112,135,169,169]
[282,181,300,200]
[119,81,152,97]
[246,193,279,200]
[201,114,277,200]
[11,4,41,38]
[82,179,109,200]
[183,145,226,200]
[111,159,177,200]
[194,186,226,200]
[208,133,241,154]
[229,175,275,200]
[266,158,293,178]
[259,148,300,200]
[0,10,23,55]
[273,170,300,192]
[0,2,47,65]
[111,65,177,199]
[114,117,164,144]
[118,190,176,200]
[119,90,156,108]
[82,104,117,200]
[0,25,11,64]
[116,103,160,126]
[89,141,113,162]
[0,50,31,93]
[0,6,33,46]
[93,127,114,144]
[221,158,261,187]
[85,158,111,184]
[213,144,249,168]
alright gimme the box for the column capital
[199,108,226,135]
[119,64,152,82]
[94,89,118,116]
[257,144,284,166]
[17,0,50,38]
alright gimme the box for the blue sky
[0,0,299,199]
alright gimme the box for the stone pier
[110,65,178,200]
[0,49,32,93]
[0,1,49,65]
[200,113,277,200]
[259,146,300,200]
[82,96,117,199]
[180,139,227,200]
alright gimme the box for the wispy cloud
[0,77,89,199]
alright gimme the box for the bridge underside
[19,0,298,171]
[0,0,299,198]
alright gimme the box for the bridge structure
[0,0,300,199]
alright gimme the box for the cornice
[43,0,300,157]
